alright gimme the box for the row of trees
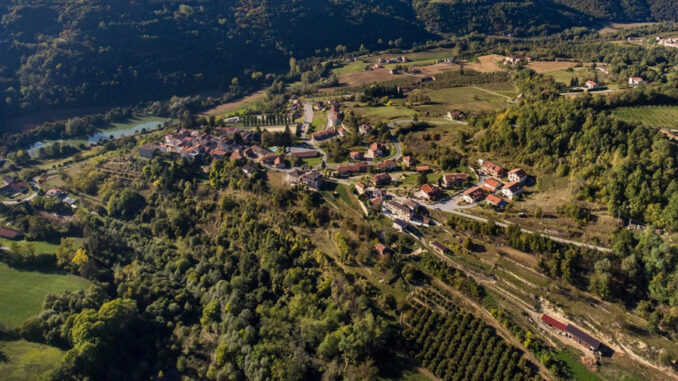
[402,304,537,380]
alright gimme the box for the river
[27,116,169,156]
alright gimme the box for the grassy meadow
[0,340,65,381]
[0,262,90,328]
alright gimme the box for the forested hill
[0,0,434,126]
[1,0,677,129]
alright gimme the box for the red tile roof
[541,314,567,331]
[485,194,504,206]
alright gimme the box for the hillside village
[0,23,677,381]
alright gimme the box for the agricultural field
[612,105,678,129]
[0,262,91,328]
[0,238,59,254]
[409,86,512,115]
[335,68,409,87]
[402,296,537,380]
[200,91,266,117]
[0,340,65,381]
[527,60,577,73]
[332,60,370,75]
[354,105,417,121]
[465,54,504,73]
[476,82,520,97]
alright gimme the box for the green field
[356,105,417,121]
[0,262,91,328]
[612,106,678,128]
[545,67,593,85]
[554,350,601,381]
[332,61,370,75]
[0,238,59,254]
[301,156,323,167]
[0,340,64,381]
[476,82,519,97]
[408,86,512,115]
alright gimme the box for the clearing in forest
[0,262,91,328]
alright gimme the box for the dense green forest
[2,157,398,379]
[2,0,678,131]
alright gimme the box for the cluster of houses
[140,127,320,170]
[45,188,76,207]
[140,128,249,160]
[0,175,28,196]
[371,56,409,70]
[460,160,529,208]
[355,181,387,207]
[657,36,678,48]
[541,314,601,353]
[415,172,470,203]
[504,56,532,65]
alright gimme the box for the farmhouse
[584,80,598,90]
[300,170,325,190]
[386,201,412,221]
[376,159,397,172]
[45,188,67,198]
[358,124,373,135]
[481,178,503,192]
[502,181,523,200]
[372,173,392,187]
[445,110,465,121]
[312,129,337,142]
[442,173,469,188]
[541,314,567,333]
[508,168,527,184]
[328,102,343,127]
[485,194,507,208]
[349,151,365,161]
[481,161,506,178]
[565,325,601,352]
[401,156,417,168]
[287,147,319,158]
[541,314,601,352]
[365,142,385,159]
[420,184,444,201]
[462,186,485,203]
[628,77,646,87]
[0,227,23,240]
[336,162,368,176]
